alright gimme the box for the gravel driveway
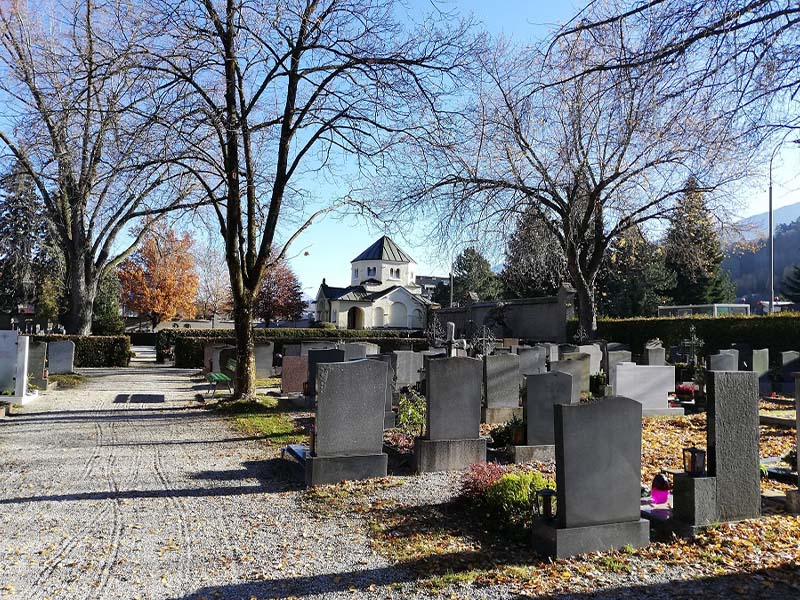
[0,367,412,600]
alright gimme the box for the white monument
[612,362,682,416]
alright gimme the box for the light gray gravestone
[393,350,423,388]
[254,342,274,378]
[644,346,666,366]
[532,396,649,558]
[708,352,737,372]
[607,350,632,385]
[612,363,683,416]
[0,330,18,392]
[305,360,388,486]
[706,371,761,522]
[48,340,76,374]
[14,336,36,403]
[415,357,486,472]
[482,353,521,424]
[577,344,603,374]
[367,354,397,429]
[551,353,590,403]
[751,348,770,394]
[27,340,48,391]
[307,349,346,396]
[518,346,547,378]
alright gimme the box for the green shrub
[485,471,553,529]
[488,415,524,448]
[397,388,426,436]
[170,331,427,368]
[568,313,800,363]
[33,335,130,368]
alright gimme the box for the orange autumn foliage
[118,226,199,327]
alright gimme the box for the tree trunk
[63,253,97,335]
[574,278,598,339]
[233,294,256,400]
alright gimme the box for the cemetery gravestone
[786,390,800,512]
[720,348,739,365]
[613,363,683,416]
[514,371,574,463]
[281,356,308,394]
[541,343,559,363]
[393,350,423,388]
[283,344,301,357]
[751,348,770,394]
[305,360,389,486]
[532,396,650,558]
[301,341,339,356]
[0,331,18,392]
[607,350,632,386]
[48,340,75,375]
[415,357,486,472]
[307,349,346,396]
[13,336,36,403]
[482,353,522,424]
[644,346,666,367]
[781,351,800,394]
[367,354,397,429]
[708,352,737,372]
[518,346,547,378]
[254,342,275,378]
[551,353,589,403]
[706,371,761,522]
[27,340,48,391]
[577,344,603,374]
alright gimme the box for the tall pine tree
[663,178,736,305]
[451,248,501,304]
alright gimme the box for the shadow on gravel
[113,394,166,403]
[0,459,301,505]
[169,564,800,599]
[3,408,209,425]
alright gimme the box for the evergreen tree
[500,207,565,298]
[782,265,800,303]
[598,226,676,317]
[663,178,735,304]
[430,281,451,306]
[92,271,125,335]
[452,248,501,304]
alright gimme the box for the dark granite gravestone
[27,341,47,391]
[281,356,308,394]
[254,342,274,378]
[482,354,521,423]
[514,372,574,463]
[283,344,301,357]
[788,392,800,512]
[644,347,666,366]
[48,340,75,374]
[367,354,397,429]
[751,348,770,394]
[706,371,760,522]
[307,349,346,396]
[708,353,737,371]
[305,360,388,486]
[551,353,589,403]
[532,396,649,558]
[300,341,339,356]
[415,357,486,472]
[781,351,800,393]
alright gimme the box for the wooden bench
[206,358,236,397]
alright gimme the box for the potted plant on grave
[675,382,695,402]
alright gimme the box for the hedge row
[577,314,800,363]
[157,327,424,362]
[174,335,428,369]
[33,335,131,368]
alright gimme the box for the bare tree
[144,0,477,398]
[399,26,752,335]
[0,1,194,334]
[194,242,232,319]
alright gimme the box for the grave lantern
[535,486,557,521]
[682,447,706,477]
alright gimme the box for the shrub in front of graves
[33,335,131,368]
[396,388,426,436]
[459,462,510,501]
[487,415,524,448]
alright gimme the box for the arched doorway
[373,306,385,327]
[389,302,407,328]
[347,306,365,329]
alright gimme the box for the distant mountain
[736,201,800,239]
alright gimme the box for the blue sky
[285,1,800,294]
[288,1,584,294]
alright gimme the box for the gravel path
[0,366,409,600]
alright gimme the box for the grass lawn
[48,373,87,388]
[212,396,308,446]
[255,376,281,388]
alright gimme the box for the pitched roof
[351,236,414,264]
[319,283,433,306]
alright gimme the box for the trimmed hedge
[577,313,800,363]
[157,327,424,363]
[174,334,428,369]
[33,335,131,368]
